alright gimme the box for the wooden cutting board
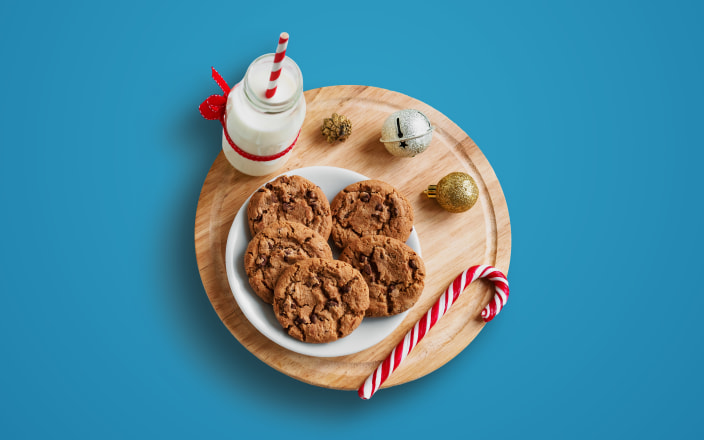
[194,85,511,391]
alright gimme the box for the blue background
[2,0,703,438]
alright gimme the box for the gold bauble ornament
[424,172,479,213]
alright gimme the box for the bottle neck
[243,54,303,114]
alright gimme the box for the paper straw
[265,32,289,99]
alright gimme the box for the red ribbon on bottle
[198,67,299,162]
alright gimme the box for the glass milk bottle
[221,54,306,176]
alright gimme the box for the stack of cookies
[244,175,426,344]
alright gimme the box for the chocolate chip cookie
[329,179,414,249]
[247,175,332,240]
[339,235,425,317]
[273,258,370,343]
[244,221,333,304]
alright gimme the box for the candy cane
[358,264,509,400]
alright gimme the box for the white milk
[222,54,305,176]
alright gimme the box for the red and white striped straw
[265,32,289,99]
[358,265,509,400]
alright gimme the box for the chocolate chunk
[256,255,269,267]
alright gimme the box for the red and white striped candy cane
[358,264,509,400]
[265,32,289,99]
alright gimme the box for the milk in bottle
[222,54,305,176]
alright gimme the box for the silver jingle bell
[380,109,434,157]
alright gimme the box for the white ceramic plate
[224,166,422,357]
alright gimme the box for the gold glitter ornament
[424,172,479,213]
[321,113,352,143]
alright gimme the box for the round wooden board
[195,85,511,390]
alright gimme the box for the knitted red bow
[198,68,230,120]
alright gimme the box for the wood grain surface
[194,85,511,390]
